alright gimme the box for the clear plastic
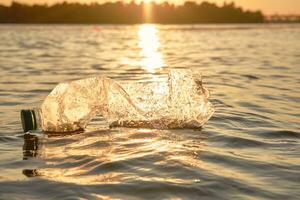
[36,69,214,132]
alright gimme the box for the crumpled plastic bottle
[20,69,214,133]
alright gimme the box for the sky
[1,0,299,15]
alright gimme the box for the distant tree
[0,1,265,24]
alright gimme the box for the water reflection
[23,133,39,160]
[20,129,206,185]
[23,169,41,177]
[23,133,40,177]
[138,24,165,73]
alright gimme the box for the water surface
[0,24,299,199]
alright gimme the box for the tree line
[0,1,264,24]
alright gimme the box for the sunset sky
[1,0,300,14]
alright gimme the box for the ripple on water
[0,24,300,199]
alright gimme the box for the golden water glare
[138,24,165,73]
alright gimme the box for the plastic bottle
[20,69,214,133]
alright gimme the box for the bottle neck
[32,107,42,130]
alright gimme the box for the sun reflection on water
[138,24,165,73]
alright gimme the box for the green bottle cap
[20,110,37,133]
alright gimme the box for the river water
[0,24,299,199]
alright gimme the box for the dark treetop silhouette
[0,1,264,24]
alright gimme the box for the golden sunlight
[138,24,165,73]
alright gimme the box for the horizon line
[1,0,300,16]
